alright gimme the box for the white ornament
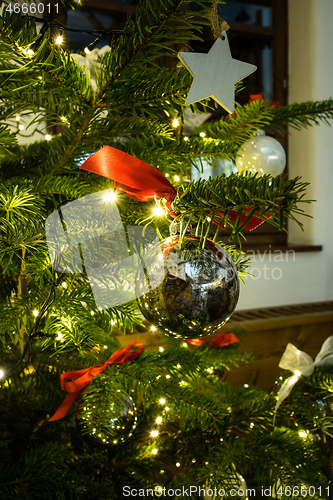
[71,45,110,91]
[236,130,286,177]
[178,32,257,113]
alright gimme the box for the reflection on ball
[136,236,239,338]
[236,131,286,177]
[77,391,136,448]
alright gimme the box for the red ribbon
[80,146,177,203]
[79,146,270,232]
[208,332,239,348]
[187,332,239,347]
[49,338,144,421]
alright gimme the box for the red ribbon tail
[49,387,86,421]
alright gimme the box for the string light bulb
[55,35,63,45]
[199,131,206,138]
[33,309,39,317]
[150,430,159,438]
[159,398,166,405]
[172,118,179,128]
[156,416,162,424]
[84,47,91,55]
[153,206,165,216]
[45,134,51,141]
[0,369,4,378]
[18,124,24,131]
[61,282,67,288]
[174,175,180,182]
[152,448,158,455]
[103,191,117,202]
[299,430,308,438]
[294,370,301,377]
[15,115,20,121]
[151,325,157,332]
[184,136,189,141]
[26,49,34,57]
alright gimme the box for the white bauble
[236,130,286,176]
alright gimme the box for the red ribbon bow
[80,146,177,203]
[49,338,144,421]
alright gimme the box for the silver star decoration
[178,32,257,113]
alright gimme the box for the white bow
[274,336,333,420]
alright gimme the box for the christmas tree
[1,1,333,499]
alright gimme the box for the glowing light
[176,462,180,467]
[151,325,157,332]
[153,206,165,216]
[172,118,179,128]
[33,309,39,317]
[152,448,158,455]
[61,282,67,288]
[55,35,63,45]
[0,369,4,379]
[104,345,108,349]
[176,364,181,369]
[60,116,67,123]
[91,311,95,316]
[165,407,169,411]
[299,431,308,438]
[165,173,169,177]
[15,115,20,121]
[199,131,206,138]
[84,47,90,54]
[160,470,164,474]
[244,384,249,388]
[56,332,64,341]
[206,217,211,222]
[18,124,24,131]
[103,191,117,202]
[159,347,164,352]
[182,342,188,348]
[156,416,162,424]
[184,136,189,141]
[26,49,34,57]
[159,398,166,405]
[150,430,159,437]
[166,375,170,379]
[294,370,301,377]
[45,134,51,141]
[290,375,299,384]
[207,368,213,374]
[250,422,254,428]
[174,175,180,182]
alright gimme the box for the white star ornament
[178,32,257,114]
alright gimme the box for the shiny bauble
[136,236,239,338]
[77,391,136,449]
[236,130,286,177]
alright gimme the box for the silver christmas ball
[236,130,286,176]
[136,236,239,338]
